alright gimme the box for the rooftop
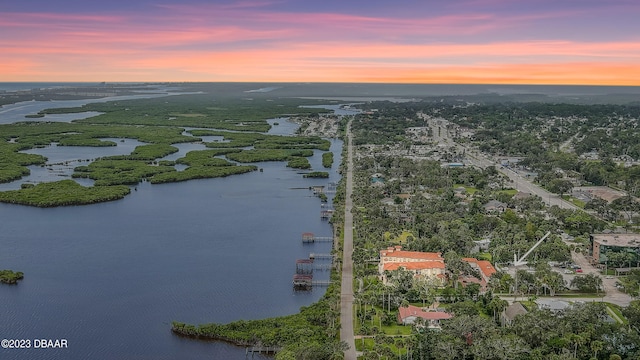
[592,233,640,248]
[380,246,443,260]
[462,258,497,279]
[398,305,453,321]
[383,261,445,271]
[504,302,528,321]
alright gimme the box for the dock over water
[301,232,333,243]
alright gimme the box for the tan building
[379,246,445,284]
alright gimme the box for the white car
[605,276,614,279]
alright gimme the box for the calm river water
[0,97,349,359]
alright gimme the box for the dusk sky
[2,0,640,84]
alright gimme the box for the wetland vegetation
[172,280,346,359]
[0,180,131,207]
[322,152,334,168]
[0,92,334,207]
[303,171,329,178]
[0,269,24,284]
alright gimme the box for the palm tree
[566,333,586,359]
[590,340,604,359]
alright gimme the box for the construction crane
[513,231,552,267]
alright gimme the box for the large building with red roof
[378,247,498,290]
[379,246,446,284]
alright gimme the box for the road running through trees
[340,120,357,359]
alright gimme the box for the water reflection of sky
[0,138,148,191]
[1,103,334,191]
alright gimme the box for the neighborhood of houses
[376,245,581,329]
[378,246,497,328]
[377,234,640,329]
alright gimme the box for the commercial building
[590,233,640,266]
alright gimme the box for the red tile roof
[462,258,496,279]
[476,260,496,278]
[380,249,443,260]
[383,261,445,271]
[398,305,453,321]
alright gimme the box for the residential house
[536,299,571,313]
[501,302,528,327]
[462,257,497,289]
[512,191,532,201]
[483,200,507,213]
[397,305,453,328]
[471,239,491,254]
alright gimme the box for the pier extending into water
[245,346,281,358]
[301,232,333,243]
[320,209,334,220]
[309,253,333,260]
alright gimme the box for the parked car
[605,275,614,279]
[576,269,583,273]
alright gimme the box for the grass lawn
[453,184,477,194]
[354,305,413,337]
[606,303,628,324]
[383,230,415,244]
[561,195,586,208]
[497,189,518,196]
[354,336,409,356]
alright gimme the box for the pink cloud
[2,4,640,84]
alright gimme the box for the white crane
[513,231,552,267]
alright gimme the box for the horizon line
[2,80,640,87]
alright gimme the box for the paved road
[460,147,579,210]
[571,251,632,307]
[340,121,357,360]
[425,117,581,211]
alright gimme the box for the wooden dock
[246,346,281,357]
[311,280,332,286]
[320,209,334,220]
[295,259,314,274]
[313,263,333,271]
[293,274,313,288]
[301,232,333,243]
[309,253,333,260]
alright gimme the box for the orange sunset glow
[2,1,640,84]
